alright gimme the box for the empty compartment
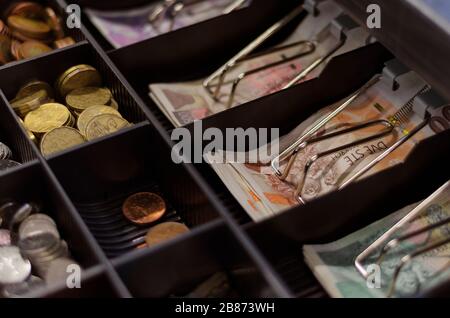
[114,220,278,298]
[0,41,148,158]
[0,162,105,297]
[46,123,221,258]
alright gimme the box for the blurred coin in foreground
[145,222,190,247]
[40,126,85,156]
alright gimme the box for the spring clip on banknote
[148,0,248,31]
[271,60,435,204]
[355,181,450,297]
[202,0,362,108]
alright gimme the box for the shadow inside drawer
[47,123,221,259]
[76,183,183,258]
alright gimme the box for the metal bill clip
[355,181,450,297]
[148,0,248,31]
[202,1,357,109]
[271,61,438,203]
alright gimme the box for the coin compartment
[0,41,148,157]
[112,220,278,298]
[244,167,450,298]
[0,0,85,68]
[45,123,221,258]
[67,0,299,52]
[0,161,123,297]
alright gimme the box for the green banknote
[303,185,450,298]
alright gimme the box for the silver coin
[0,142,12,160]
[0,229,11,246]
[19,213,60,241]
[0,202,32,230]
[0,160,21,172]
[19,232,59,255]
[0,246,31,285]
[10,203,34,230]
[31,242,65,264]
[2,275,45,298]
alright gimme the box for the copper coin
[44,7,64,39]
[10,30,52,44]
[7,2,45,19]
[122,192,166,225]
[10,39,21,60]
[145,222,190,247]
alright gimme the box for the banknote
[303,183,450,298]
[149,1,373,127]
[86,0,251,49]
[206,72,445,222]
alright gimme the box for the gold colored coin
[66,87,112,112]
[18,118,37,144]
[10,29,52,44]
[7,15,51,40]
[53,36,75,49]
[122,193,167,225]
[18,41,52,59]
[109,97,119,110]
[11,89,51,117]
[16,80,53,99]
[57,64,102,97]
[145,222,190,247]
[85,114,129,141]
[24,103,70,134]
[64,111,76,127]
[10,39,22,60]
[40,127,85,156]
[77,105,122,136]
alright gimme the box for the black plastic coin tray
[0,0,448,298]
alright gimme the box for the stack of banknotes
[303,182,450,298]
[86,0,251,48]
[149,1,371,126]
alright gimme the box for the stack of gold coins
[0,1,76,66]
[10,64,132,156]
[10,80,54,117]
